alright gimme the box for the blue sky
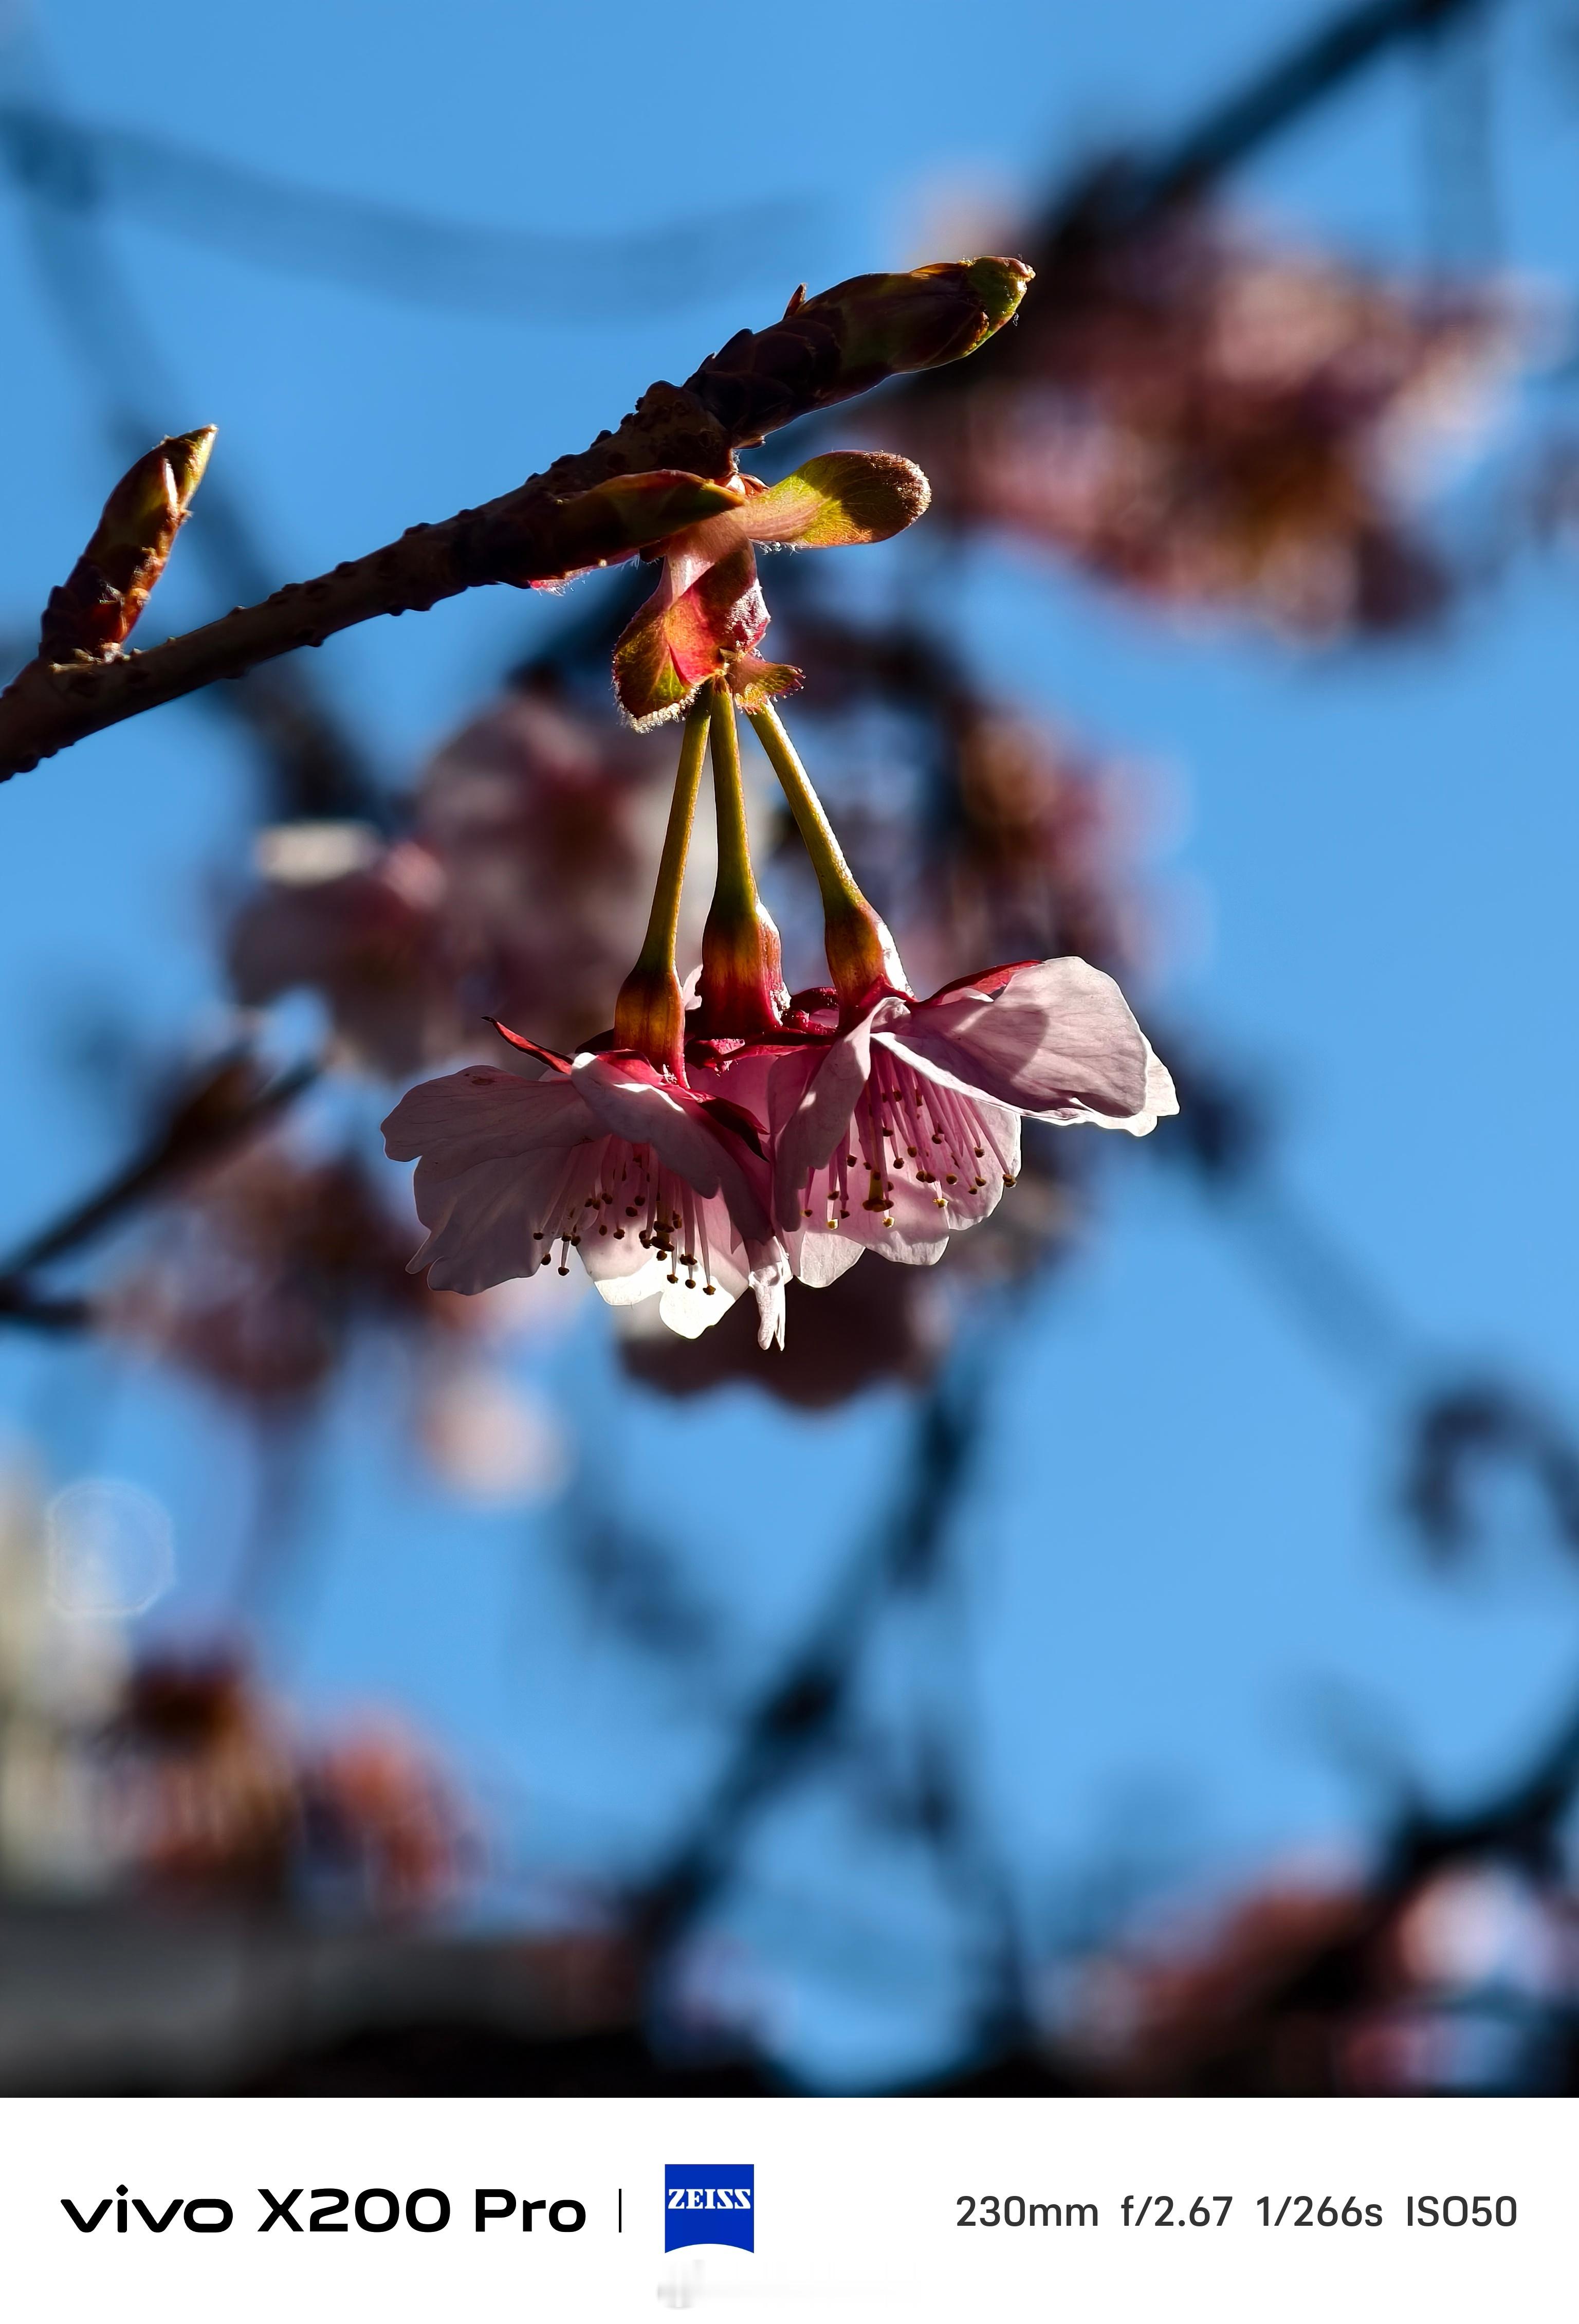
[2,0,1578,2085]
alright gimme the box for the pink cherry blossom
[764,956,1176,1277]
[381,1043,788,1349]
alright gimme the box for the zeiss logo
[664,2165,754,2253]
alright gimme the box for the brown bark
[0,259,1029,782]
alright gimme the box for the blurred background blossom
[893,203,1524,635]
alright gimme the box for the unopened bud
[963,257,1035,344]
[40,426,216,662]
[613,960,689,1082]
[695,684,788,1040]
[821,893,906,1013]
[684,258,1034,444]
[695,897,790,1042]
[829,258,1035,378]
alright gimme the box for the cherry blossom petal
[785,1209,949,1274]
[782,1227,866,1288]
[573,1184,677,1287]
[880,957,1164,1127]
[745,1240,790,1350]
[597,1218,787,1349]
[1139,1048,1180,1134]
[652,1229,787,1350]
[383,1066,596,1173]
[767,1015,888,1219]
[767,1030,1019,1266]
[401,1148,588,1294]
[571,1049,774,1241]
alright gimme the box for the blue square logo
[664,2165,755,2252]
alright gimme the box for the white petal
[894,957,1153,1124]
[578,1226,664,1285]
[383,1066,593,1172]
[745,1237,791,1351]
[768,1006,899,1221]
[1117,1046,1181,1137]
[786,1230,866,1289]
[412,1149,582,1294]
[864,1226,949,1268]
[597,1255,674,1308]
[658,1278,738,1338]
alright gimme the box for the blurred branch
[633,1362,983,1948]
[1157,1046,1579,1570]
[882,0,1507,444]
[632,1287,1035,2055]
[1402,1380,1579,1561]
[1100,0,1496,226]
[0,260,1027,782]
[1155,1039,1420,1378]
[1037,1675,1579,2097]
[1387,1681,1579,1884]
[0,1281,92,1329]
[0,1049,316,1324]
[1268,1678,1579,2032]
[554,1474,724,1670]
[0,103,823,322]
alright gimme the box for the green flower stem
[613,691,711,1073]
[745,703,858,913]
[746,702,898,1005]
[708,685,759,917]
[698,687,787,1037]
[638,692,712,974]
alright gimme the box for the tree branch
[0,1050,317,1328]
[0,259,1030,784]
[1115,0,1492,224]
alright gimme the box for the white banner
[1,2094,1569,2320]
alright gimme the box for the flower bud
[694,687,789,1040]
[821,893,906,1013]
[683,259,1034,445]
[40,426,215,661]
[962,257,1035,344]
[613,959,689,1082]
[695,899,790,1042]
